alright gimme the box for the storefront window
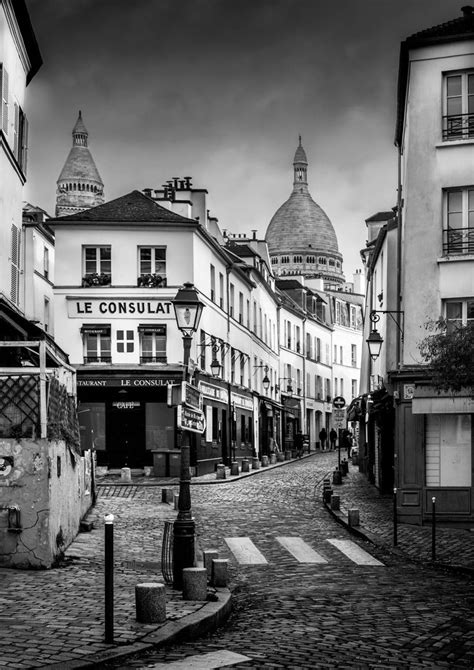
[78,402,106,451]
[145,403,175,450]
[426,414,471,486]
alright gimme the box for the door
[107,401,147,468]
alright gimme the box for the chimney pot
[462,5,474,16]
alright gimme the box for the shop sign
[333,408,346,429]
[112,401,140,409]
[231,392,253,411]
[182,381,202,410]
[68,298,173,319]
[77,377,177,388]
[198,381,229,404]
[177,405,206,434]
[403,384,415,400]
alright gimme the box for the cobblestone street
[104,453,474,669]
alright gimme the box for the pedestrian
[329,428,337,451]
[341,429,353,457]
[319,427,327,451]
[295,432,304,458]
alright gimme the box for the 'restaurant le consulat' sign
[67,298,173,318]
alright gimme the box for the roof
[49,190,199,224]
[365,211,395,223]
[294,136,308,164]
[276,279,305,290]
[57,112,103,184]
[395,6,474,145]
[225,242,258,258]
[12,0,42,84]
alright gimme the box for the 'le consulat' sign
[67,298,173,318]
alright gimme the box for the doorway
[107,401,147,468]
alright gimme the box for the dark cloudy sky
[25,0,462,276]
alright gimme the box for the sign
[198,381,229,404]
[181,381,202,411]
[78,376,178,388]
[68,297,173,318]
[112,401,140,409]
[177,405,206,434]
[333,396,346,409]
[332,408,346,429]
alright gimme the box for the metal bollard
[332,469,342,485]
[241,458,250,473]
[104,513,114,644]
[431,496,436,561]
[393,487,398,546]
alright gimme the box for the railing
[140,356,167,364]
[442,113,474,141]
[83,356,112,364]
[443,228,474,255]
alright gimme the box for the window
[350,305,357,329]
[444,188,474,255]
[333,345,337,363]
[139,325,166,363]
[138,247,166,286]
[240,356,245,386]
[306,333,312,359]
[44,297,50,332]
[351,379,358,399]
[219,273,224,308]
[199,330,206,370]
[117,329,134,353]
[44,247,49,280]
[238,291,243,324]
[83,246,111,285]
[10,223,20,305]
[230,283,235,317]
[230,348,236,384]
[351,344,357,367]
[444,299,474,334]
[82,325,111,363]
[340,379,344,397]
[13,103,28,172]
[443,72,474,141]
[306,256,315,264]
[1,64,8,135]
[246,299,250,328]
[339,346,343,364]
[426,414,471,486]
[271,257,278,265]
[316,337,321,361]
[281,256,290,264]
[210,265,215,302]
[259,308,262,338]
[318,257,327,265]
[293,255,302,263]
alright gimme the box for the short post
[393,487,398,546]
[104,513,114,644]
[241,458,250,472]
[431,496,436,561]
[230,461,240,476]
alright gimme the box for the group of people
[319,427,353,455]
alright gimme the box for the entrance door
[107,401,147,468]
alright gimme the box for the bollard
[216,464,226,479]
[135,583,166,623]
[352,451,359,466]
[393,487,398,546]
[284,450,291,461]
[432,496,436,561]
[277,451,285,462]
[161,488,174,504]
[348,509,360,527]
[211,558,229,587]
[261,455,269,467]
[143,466,152,477]
[120,467,131,482]
[182,567,207,601]
[241,458,250,473]
[341,459,348,476]
[332,469,342,485]
[270,453,277,465]
[173,492,179,510]
[104,514,114,644]
[323,487,333,504]
[330,494,340,511]
[252,457,261,470]
[203,549,219,580]
[230,461,240,476]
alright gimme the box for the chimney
[462,6,474,16]
[252,229,257,240]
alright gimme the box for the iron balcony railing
[443,228,474,255]
[140,356,167,364]
[83,356,112,364]
[442,113,474,141]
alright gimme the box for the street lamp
[262,366,271,393]
[366,310,404,362]
[171,282,204,589]
[366,328,384,361]
[210,345,222,378]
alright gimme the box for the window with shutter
[13,102,19,157]
[10,224,20,304]
[1,65,8,135]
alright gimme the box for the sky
[24,0,464,276]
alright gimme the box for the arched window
[271,257,278,265]
[293,255,302,263]
[318,257,327,265]
[281,256,290,264]
[306,256,315,264]
[329,259,335,267]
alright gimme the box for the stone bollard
[241,458,250,472]
[182,567,208,601]
[143,466,153,477]
[330,494,340,511]
[252,457,261,470]
[270,453,277,464]
[161,488,174,503]
[352,452,359,466]
[284,450,292,461]
[173,492,179,510]
[341,459,348,476]
[135,582,166,623]
[261,455,269,467]
[323,487,333,504]
[212,558,229,587]
[277,451,285,462]
[216,464,226,479]
[203,550,219,580]
[121,467,131,482]
[348,508,360,527]
[332,469,342,485]
[230,461,240,476]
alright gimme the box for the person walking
[329,428,337,451]
[319,427,328,451]
[295,432,304,458]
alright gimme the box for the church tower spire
[55,111,105,217]
[293,135,308,191]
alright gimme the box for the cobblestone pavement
[103,452,474,669]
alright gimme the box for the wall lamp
[210,344,222,378]
[366,310,404,362]
[278,377,293,396]
[254,364,271,392]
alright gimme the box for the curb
[40,590,232,670]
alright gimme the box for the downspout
[396,142,403,368]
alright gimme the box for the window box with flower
[82,273,111,287]
[137,273,167,288]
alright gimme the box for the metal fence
[161,520,174,584]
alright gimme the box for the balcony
[83,356,112,364]
[443,228,474,256]
[140,356,167,364]
[442,113,474,141]
[82,273,111,287]
[137,274,167,288]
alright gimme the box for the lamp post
[171,282,204,589]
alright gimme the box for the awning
[412,385,474,414]
[80,324,110,335]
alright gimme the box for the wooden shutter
[21,113,28,173]
[1,65,8,134]
[10,224,21,304]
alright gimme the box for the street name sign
[333,396,346,409]
[181,381,202,410]
[177,405,206,434]
[333,408,346,429]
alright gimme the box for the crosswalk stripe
[276,537,328,563]
[146,650,252,669]
[327,538,384,566]
[225,537,268,564]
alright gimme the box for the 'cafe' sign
[68,298,173,318]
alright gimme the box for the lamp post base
[172,517,195,590]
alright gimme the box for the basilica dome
[265,138,343,284]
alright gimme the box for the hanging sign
[332,408,346,429]
[177,405,206,434]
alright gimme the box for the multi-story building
[360,7,474,522]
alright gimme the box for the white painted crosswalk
[224,536,384,567]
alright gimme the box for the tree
[418,318,474,392]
